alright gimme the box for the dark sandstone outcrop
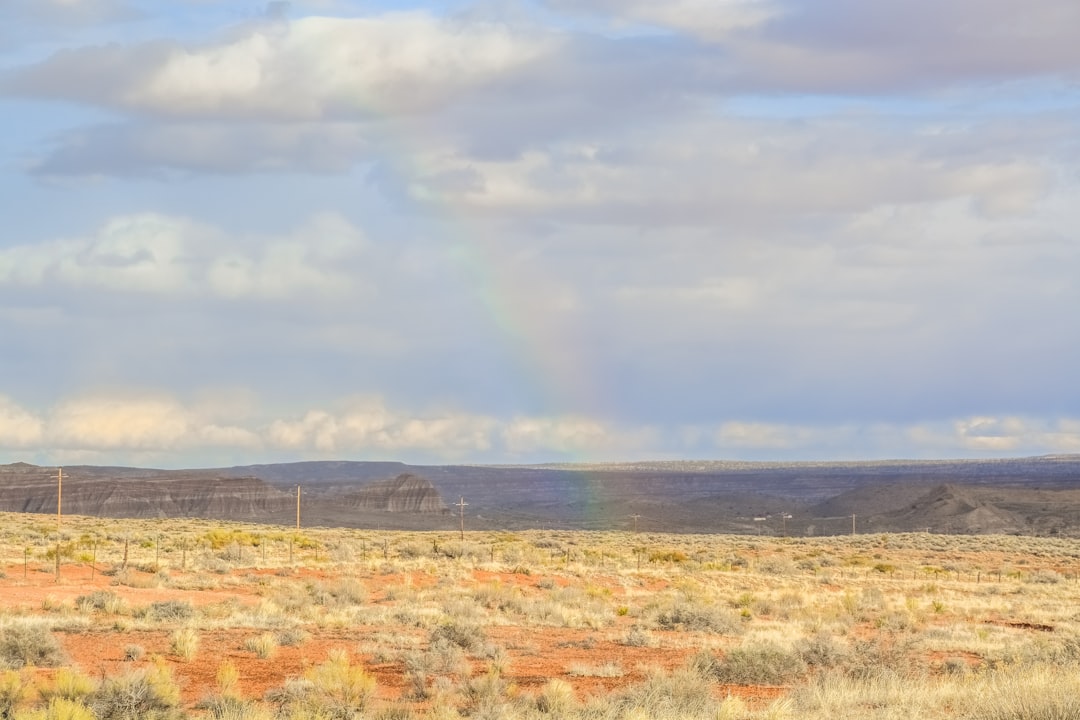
[0,464,292,519]
[337,473,448,513]
[0,463,448,523]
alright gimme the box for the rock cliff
[338,474,448,513]
[0,463,293,519]
[0,463,448,523]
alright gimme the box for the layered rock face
[0,463,448,523]
[339,474,448,513]
[0,463,294,520]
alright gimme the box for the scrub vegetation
[2,511,1080,718]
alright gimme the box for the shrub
[842,637,921,679]
[536,678,576,715]
[0,622,66,669]
[267,649,376,719]
[796,633,849,669]
[712,643,807,685]
[461,667,511,717]
[243,633,278,660]
[143,601,194,623]
[274,627,309,647]
[621,625,653,647]
[0,669,28,718]
[75,591,124,615]
[430,622,487,655]
[33,697,97,720]
[1028,569,1063,584]
[598,669,713,718]
[170,627,199,662]
[217,661,240,698]
[197,695,269,720]
[90,664,182,720]
[655,604,741,634]
[39,668,96,703]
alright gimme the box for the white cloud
[0,396,45,448]
[0,212,366,299]
[7,386,1080,463]
[48,395,194,450]
[908,417,1080,455]
[10,13,557,120]
[501,416,615,455]
[702,416,1080,458]
[548,0,1080,91]
[268,401,498,456]
[715,421,834,450]
[0,391,640,461]
[394,117,1054,226]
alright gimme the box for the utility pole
[852,514,856,535]
[630,514,641,533]
[296,486,301,530]
[55,467,63,581]
[456,497,468,541]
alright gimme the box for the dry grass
[2,511,1080,718]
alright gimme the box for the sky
[1,0,1079,468]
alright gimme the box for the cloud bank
[2,0,1079,465]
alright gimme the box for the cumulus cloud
[7,13,557,120]
[0,212,366,299]
[38,394,258,453]
[7,389,1080,464]
[388,116,1054,226]
[268,401,498,456]
[908,417,1080,455]
[0,396,45,448]
[49,395,194,450]
[4,3,1080,466]
[699,416,1080,459]
[501,416,618,455]
[0,392,645,462]
[548,0,1080,91]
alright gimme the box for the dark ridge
[2,455,1080,535]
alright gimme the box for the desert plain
[1,512,1080,719]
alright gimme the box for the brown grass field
[3,511,1080,719]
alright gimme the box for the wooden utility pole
[296,486,301,530]
[55,467,63,581]
[456,497,468,541]
[630,514,641,533]
[852,514,856,535]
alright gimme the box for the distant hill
[2,455,1080,535]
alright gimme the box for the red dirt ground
[2,561,787,713]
